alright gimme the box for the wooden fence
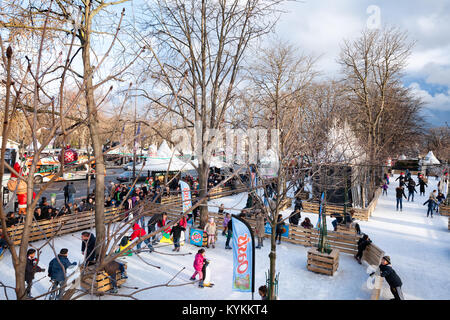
[6,207,123,246]
[301,188,382,221]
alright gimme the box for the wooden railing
[6,207,123,246]
[301,188,382,221]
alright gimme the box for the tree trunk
[82,1,106,261]
[198,163,209,229]
[268,217,277,300]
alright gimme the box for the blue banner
[179,180,192,213]
[231,217,255,293]
[189,228,204,247]
[264,222,289,238]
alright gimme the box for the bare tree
[133,0,287,228]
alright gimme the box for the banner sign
[189,228,204,247]
[231,216,255,294]
[264,222,289,238]
[179,180,192,213]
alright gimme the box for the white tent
[135,140,195,172]
[423,151,440,165]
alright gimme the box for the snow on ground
[0,174,449,300]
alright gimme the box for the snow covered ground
[0,174,448,300]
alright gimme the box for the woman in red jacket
[130,223,153,251]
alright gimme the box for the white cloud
[409,82,450,111]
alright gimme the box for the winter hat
[60,248,68,255]
[382,256,391,264]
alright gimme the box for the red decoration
[58,146,78,165]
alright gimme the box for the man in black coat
[225,218,232,249]
[294,197,303,211]
[170,222,186,252]
[376,256,404,300]
[48,248,77,300]
[288,208,301,225]
[395,174,405,187]
[395,186,407,212]
[25,248,45,298]
[406,178,417,202]
[81,232,97,266]
[354,234,372,264]
[418,177,428,196]
[147,213,163,244]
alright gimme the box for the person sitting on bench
[103,260,127,294]
[331,212,344,231]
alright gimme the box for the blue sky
[273,0,450,127]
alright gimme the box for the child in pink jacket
[190,248,206,287]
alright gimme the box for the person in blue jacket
[48,248,77,300]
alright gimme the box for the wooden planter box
[307,248,339,276]
[439,204,450,216]
[80,264,127,294]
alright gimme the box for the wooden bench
[336,224,357,235]
[80,263,127,294]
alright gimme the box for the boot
[121,272,128,279]
[110,287,118,294]
[198,281,204,288]
[190,276,196,281]
[172,248,177,251]
[176,247,180,252]
[212,244,215,248]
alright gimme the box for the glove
[40,268,46,273]
[72,262,77,266]
[369,272,375,277]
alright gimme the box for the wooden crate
[80,264,127,294]
[307,248,339,276]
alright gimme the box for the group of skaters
[385,170,448,217]
[21,230,131,299]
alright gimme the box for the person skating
[382,181,388,196]
[288,208,301,226]
[147,212,165,244]
[423,196,437,218]
[225,218,232,249]
[190,248,206,288]
[407,178,417,202]
[255,211,266,249]
[436,192,445,213]
[131,223,153,252]
[395,173,405,187]
[222,212,231,236]
[418,175,427,196]
[170,222,185,252]
[48,248,77,300]
[275,214,285,245]
[204,218,217,248]
[371,256,404,300]
[81,232,97,266]
[354,234,372,264]
[25,248,45,299]
[294,196,303,212]
[395,186,407,212]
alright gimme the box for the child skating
[204,218,217,248]
[190,248,206,287]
